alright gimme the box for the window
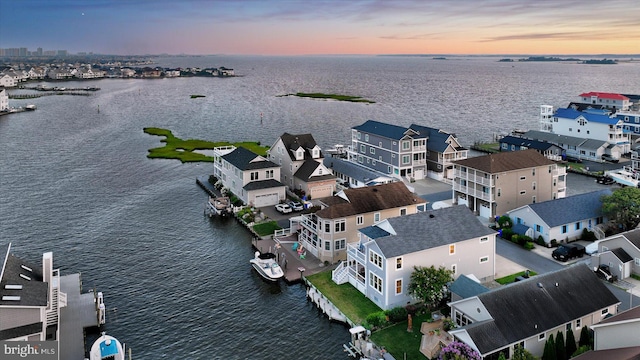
[335,219,346,232]
[356,215,364,225]
[325,241,330,251]
[532,169,536,176]
[370,148,375,154]
[370,272,383,293]
[265,169,274,179]
[539,333,546,341]
[357,132,361,140]
[396,257,402,270]
[372,160,376,165]
[358,156,363,163]
[532,196,536,203]
[374,213,380,222]
[360,144,366,153]
[535,224,542,232]
[575,222,581,230]
[324,222,330,233]
[635,258,640,266]
[480,237,488,243]
[532,181,536,190]
[334,239,346,251]
[602,308,609,316]
[454,310,471,327]
[365,134,369,142]
[576,319,581,328]
[449,244,456,255]
[400,208,407,216]
[520,190,526,195]
[402,155,410,164]
[395,279,402,295]
[402,140,410,150]
[369,250,383,268]
[379,141,382,147]
[480,256,489,263]
[520,176,526,181]
[562,225,567,233]
[451,264,457,274]
[497,188,501,197]
[566,323,572,331]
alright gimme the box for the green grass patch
[631,274,640,281]
[370,312,431,360]
[471,142,500,153]
[252,221,281,237]
[495,270,538,285]
[279,92,375,103]
[305,270,381,324]
[143,127,269,162]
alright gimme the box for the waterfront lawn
[305,270,380,324]
[252,221,281,237]
[370,312,431,360]
[144,127,269,162]
[495,270,538,285]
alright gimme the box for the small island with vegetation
[518,56,581,62]
[143,127,269,163]
[190,94,206,99]
[583,59,617,65]
[278,92,375,103]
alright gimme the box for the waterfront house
[409,124,468,182]
[268,133,336,199]
[577,92,632,111]
[27,67,46,80]
[0,73,17,87]
[323,157,395,189]
[213,146,285,207]
[498,135,564,161]
[505,189,611,245]
[589,228,640,281]
[332,205,496,310]
[0,88,8,111]
[452,149,566,220]
[293,182,426,263]
[522,129,612,162]
[0,243,65,341]
[449,265,620,359]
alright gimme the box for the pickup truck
[552,243,586,262]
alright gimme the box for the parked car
[275,203,292,214]
[552,243,585,262]
[585,241,602,255]
[601,154,619,163]
[594,264,617,283]
[566,155,583,163]
[287,201,304,211]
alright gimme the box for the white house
[0,88,9,111]
[0,74,17,87]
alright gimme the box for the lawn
[143,127,269,162]
[305,270,381,324]
[495,270,538,285]
[370,312,431,360]
[252,221,281,237]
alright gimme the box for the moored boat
[250,251,284,281]
[90,332,125,360]
[205,196,232,217]
[605,167,640,187]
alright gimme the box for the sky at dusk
[1,0,639,56]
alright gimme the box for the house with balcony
[293,182,426,263]
[0,243,66,341]
[449,265,620,359]
[588,227,640,281]
[452,149,566,220]
[577,92,632,111]
[332,205,496,310]
[268,133,336,199]
[409,124,468,182]
[213,146,285,207]
[506,189,611,245]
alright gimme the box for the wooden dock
[59,273,100,360]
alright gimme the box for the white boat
[90,332,125,360]
[605,167,640,187]
[206,196,231,217]
[250,251,284,281]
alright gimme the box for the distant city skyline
[1,0,639,56]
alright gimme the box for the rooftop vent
[19,274,31,281]
[2,296,21,301]
[537,282,543,288]
[4,285,23,290]
[20,265,33,272]
[429,214,435,218]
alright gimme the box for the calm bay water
[1,56,639,359]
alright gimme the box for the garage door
[310,185,333,199]
[254,193,279,207]
[479,204,491,218]
[457,195,468,206]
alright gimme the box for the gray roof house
[498,135,565,161]
[333,205,496,310]
[449,264,620,359]
[213,146,286,207]
[589,306,640,354]
[589,228,640,281]
[506,189,611,245]
[323,157,395,189]
[522,130,613,162]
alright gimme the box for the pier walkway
[59,273,100,360]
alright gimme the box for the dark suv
[552,243,585,262]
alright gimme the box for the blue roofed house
[505,189,611,245]
[409,124,468,183]
[449,265,620,359]
[332,205,496,310]
[213,146,285,207]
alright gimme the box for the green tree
[542,334,557,360]
[601,188,640,231]
[565,328,577,359]
[555,331,566,360]
[578,326,592,349]
[512,346,536,360]
[498,353,507,360]
[407,265,454,309]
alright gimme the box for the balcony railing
[347,243,367,264]
[453,171,492,186]
[453,183,492,202]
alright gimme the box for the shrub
[536,236,546,246]
[581,228,597,241]
[497,215,512,228]
[572,345,591,357]
[208,175,218,185]
[443,318,456,331]
[365,311,388,329]
[501,228,514,240]
[524,242,535,250]
[550,239,558,248]
[438,341,481,360]
[385,306,408,323]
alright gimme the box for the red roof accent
[579,92,629,101]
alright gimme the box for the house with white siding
[332,205,496,310]
[589,227,640,281]
[0,88,9,111]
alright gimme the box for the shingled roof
[222,147,279,171]
[453,149,555,173]
[363,206,496,258]
[315,182,425,219]
[453,265,619,355]
[0,244,48,307]
[279,133,321,161]
[294,160,335,182]
[520,189,611,228]
[352,120,418,140]
[410,124,464,153]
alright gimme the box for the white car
[275,203,292,214]
[288,201,304,211]
[585,241,601,255]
